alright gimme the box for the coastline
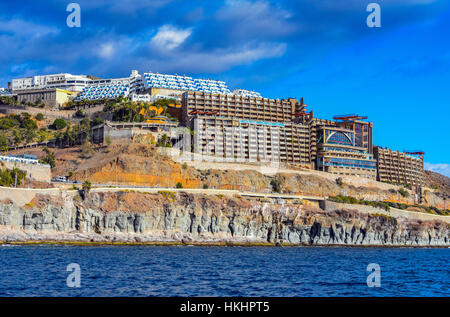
[1,189,448,248]
[2,240,449,248]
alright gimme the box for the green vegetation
[203,184,208,189]
[53,118,92,148]
[387,201,449,216]
[1,96,44,108]
[52,118,67,130]
[82,180,92,197]
[158,190,176,202]
[0,166,27,187]
[370,213,397,225]
[98,97,179,123]
[328,195,391,212]
[74,109,86,118]
[329,195,449,216]
[153,98,177,108]
[398,187,410,198]
[176,182,183,188]
[156,134,172,148]
[0,111,101,149]
[270,177,282,193]
[0,96,18,106]
[91,117,104,126]
[335,177,344,187]
[41,147,56,168]
[0,113,45,147]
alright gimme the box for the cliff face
[0,191,448,246]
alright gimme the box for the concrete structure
[232,89,262,98]
[0,88,15,97]
[193,116,311,167]
[0,155,51,183]
[74,76,132,101]
[182,91,300,126]
[141,72,231,95]
[12,73,92,92]
[74,70,233,101]
[91,121,178,144]
[334,119,373,154]
[373,146,425,187]
[316,126,377,179]
[130,93,151,102]
[15,88,77,108]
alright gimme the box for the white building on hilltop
[232,89,262,98]
[12,73,93,92]
[14,70,263,102]
[0,87,14,96]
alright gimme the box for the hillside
[7,138,449,212]
[425,170,450,199]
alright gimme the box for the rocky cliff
[0,191,448,246]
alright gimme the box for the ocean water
[0,245,448,297]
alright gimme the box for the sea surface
[0,245,448,297]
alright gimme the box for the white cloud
[0,18,59,39]
[216,0,295,39]
[145,42,287,73]
[424,163,450,178]
[150,25,192,50]
[99,43,115,59]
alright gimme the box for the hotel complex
[5,69,425,189]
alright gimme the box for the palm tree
[82,180,92,198]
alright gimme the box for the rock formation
[0,191,448,246]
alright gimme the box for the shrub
[41,147,56,168]
[0,167,27,187]
[182,162,188,169]
[91,117,103,126]
[203,184,208,189]
[82,180,92,193]
[35,113,44,121]
[398,187,409,198]
[176,182,183,188]
[156,134,172,147]
[52,118,67,130]
[270,177,282,193]
[335,177,344,187]
[75,109,86,118]
[158,191,176,202]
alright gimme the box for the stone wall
[3,161,51,183]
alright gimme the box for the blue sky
[0,0,449,175]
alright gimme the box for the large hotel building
[182,91,381,178]
[7,69,425,187]
[193,116,311,168]
[373,147,425,187]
